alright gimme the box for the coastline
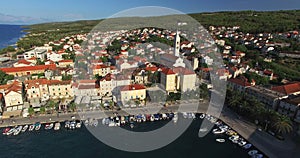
[1,100,297,158]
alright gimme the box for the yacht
[22,125,28,132]
[45,123,54,130]
[213,128,225,134]
[6,128,15,136]
[150,115,155,122]
[93,119,98,127]
[238,140,247,146]
[65,121,70,129]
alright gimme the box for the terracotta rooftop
[173,67,195,75]
[272,82,300,95]
[120,84,146,91]
[228,77,252,87]
[0,64,56,73]
[161,68,176,75]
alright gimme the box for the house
[271,82,300,95]
[133,69,149,85]
[47,51,64,62]
[201,56,214,66]
[277,95,300,122]
[99,73,131,97]
[160,68,177,93]
[24,47,51,61]
[246,86,285,109]
[0,80,23,118]
[119,84,146,104]
[0,64,56,77]
[13,59,35,67]
[48,80,73,99]
[92,64,117,77]
[57,59,74,68]
[173,67,197,92]
[24,79,50,104]
[73,80,98,97]
[228,77,253,92]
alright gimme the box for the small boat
[84,119,89,126]
[150,115,155,122]
[142,115,146,122]
[248,150,258,156]
[2,127,10,135]
[6,128,15,136]
[35,122,41,131]
[22,125,29,132]
[182,112,188,118]
[45,123,54,130]
[130,123,134,128]
[229,135,239,141]
[93,119,98,127]
[253,154,263,158]
[173,113,178,123]
[243,144,252,149]
[54,122,61,130]
[213,128,225,134]
[29,124,35,131]
[13,126,22,135]
[65,121,70,129]
[70,121,76,129]
[162,113,167,120]
[102,118,106,125]
[216,139,225,143]
[76,120,82,128]
[238,140,247,146]
[199,113,206,119]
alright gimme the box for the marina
[0,112,266,158]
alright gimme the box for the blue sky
[0,0,300,24]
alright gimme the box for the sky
[0,0,300,24]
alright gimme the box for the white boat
[213,128,225,134]
[243,144,252,149]
[54,122,61,130]
[229,135,239,141]
[162,113,167,120]
[253,154,263,158]
[29,124,35,131]
[199,113,205,119]
[182,112,188,118]
[216,139,225,143]
[35,123,41,131]
[102,118,106,125]
[76,121,82,128]
[65,121,70,128]
[22,125,28,132]
[6,128,15,136]
[150,115,155,122]
[84,120,89,126]
[142,115,146,122]
[70,121,76,129]
[93,119,98,127]
[130,123,134,128]
[173,113,178,123]
[238,140,247,146]
[108,120,115,127]
[248,150,258,156]
[13,126,22,135]
[45,123,54,130]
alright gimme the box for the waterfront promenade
[0,100,299,158]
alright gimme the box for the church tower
[174,30,180,57]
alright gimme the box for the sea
[0,117,253,158]
[0,24,27,49]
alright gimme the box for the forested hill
[15,10,300,50]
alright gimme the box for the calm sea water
[0,24,26,49]
[0,117,251,158]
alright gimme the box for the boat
[45,123,54,130]
[70,121,76,129]
[29,124,35,131]
[162,113,167,120]
[213,128,225,134]
[253,154,263,158]
[35,122,41,131]
[216,139,225,143]
[2,127,10,135]
[93,119,98,127]
[102,118,106,125]
[54,122,61,130]
[243,144,252,149]
[13,126,22,135]
[76,120,82,128]
[65,121,70,129]
[142,115,146,122]
[150,115,155,122]
[229,135,239,141]
[173,112,178,123]
[238,140,247,146]
[182,112,188,118]
[6,128,15,136]
[199,113,206,119]
[22,125,28,132]
[154,114,160,121]
[130,123,134,128]
[248,150,258,156]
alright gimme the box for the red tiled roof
[228,77,251,87]
[271,82,300,95]
[17,59,32,65]
[173,67,195,75]
[161,68,175,75]
[0,64,56,73]
[58,59,73,63]
[120,84,145,91]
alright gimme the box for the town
[0,22,299,140]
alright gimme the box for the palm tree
[273,115,293,135]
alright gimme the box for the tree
[273,115,293,135]
[28,107,35,116]
[40,106,46,114]
[0,70,14,85]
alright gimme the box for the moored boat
[45,123,54,130]
[243,144,252,149]
[6,128,15,136]
[13,126,22,135]
[248,150,258,156]
[199,113,205,119]
[65,121,70,128]
[216,139,225,143]
[29,124,35,131]
[2,127,10,135]
[93,119,98,127]
[54,122,61,130]
[22,125,28,132]
[35,122,41,131]
[76,120,82,128]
